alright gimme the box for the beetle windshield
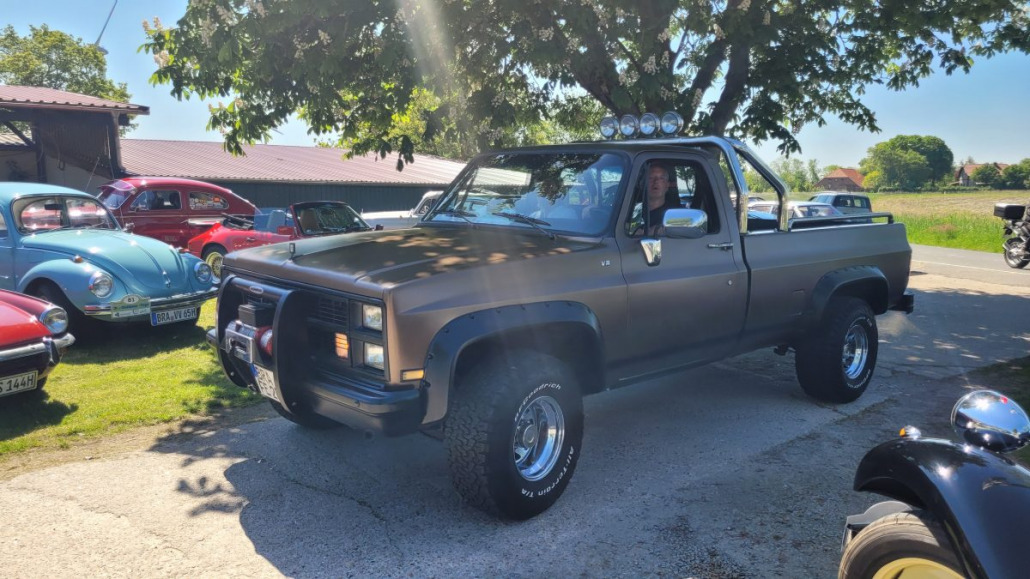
[13,195,120,233]
[426,152,627,236]
[293,202,370,236]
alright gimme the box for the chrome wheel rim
[205,252,224,278]
[842,320,869,382]
[513,395,565,481]
[872,557,963,579]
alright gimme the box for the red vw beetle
[97,177,257,248]
[187,201,375,276]
[0,289,74,398]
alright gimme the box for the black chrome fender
[853,437,1030,578]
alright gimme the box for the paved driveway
[1,256,1027,577]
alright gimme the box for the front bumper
[0,333,76,378]
[83,287,218,321]
[207,327,424,435]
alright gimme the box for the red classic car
[187,201,375,275]
[97,177,257,248]
[0,289,74,398]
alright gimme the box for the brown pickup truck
[207,134,913,520]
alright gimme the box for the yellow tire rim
[872,557,963,579]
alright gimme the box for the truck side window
[625,160,720,236]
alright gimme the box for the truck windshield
[427,152,627,236]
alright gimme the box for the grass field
[0,303,260,456]
[867,190,1028,252]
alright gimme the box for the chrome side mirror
[951,390,1030,453]
[663,208,707,239]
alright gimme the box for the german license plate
[151,307,199,326]
[252,365,280,402]
[0,371,38,398]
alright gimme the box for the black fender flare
[804,266,889,327]
[854,437,1030,578]
[421,301,604,425]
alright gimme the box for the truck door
[617,154,748,372]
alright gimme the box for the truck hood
[225,226,600,293]
[21,230,195,293]
[0,301,48,345]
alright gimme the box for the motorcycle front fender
[854,437,1030,578]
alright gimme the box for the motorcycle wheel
[839,511,963,579]
[1003,238,1030,269]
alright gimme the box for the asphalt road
[911,243,1030,286]
[1,248,1028,578]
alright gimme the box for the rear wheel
[445,350,584,520]
[1003,237,1029,268]
[839,511,963,579]
[203,245,227,278]
[796,296,878,403]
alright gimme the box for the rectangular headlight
[362,304,383,331]
[364,343,384,370]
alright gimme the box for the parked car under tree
[0,288,74,398]
[97,177,257,249]
[187,201,375,277]
[0,183,217,334]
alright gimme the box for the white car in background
[362,190,442,229]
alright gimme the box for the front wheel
[796,297,878,403]
[445,351,584,520]
[1003,237,1029,269]
[839,511,964,579]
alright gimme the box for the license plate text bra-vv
[151,307,199,326]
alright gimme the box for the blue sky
[7,0,1030,169]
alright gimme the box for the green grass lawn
[0,302,260,456]
[867,190,1029,253]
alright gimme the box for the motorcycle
[840,390,1030,578]
[995,203,1030,269]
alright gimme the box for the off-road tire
[445,350,584,520]
[839,511,963,579]
[268,399,341,429]
[1003,238,1029,269]
[796,296,877,403]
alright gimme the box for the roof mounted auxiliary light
[599,111,685,139]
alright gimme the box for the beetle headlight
[194,261,213,284]
[362,304,383,331]
[88,271,114,298]
[364,343,385,370]
[39,307,69,334]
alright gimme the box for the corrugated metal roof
[0,85,149,114]
[120,139,467,185]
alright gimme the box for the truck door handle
[245,237,256,242]
[707,242,734,250]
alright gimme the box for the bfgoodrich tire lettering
[796,296,878,403]
[839,511,964,579]
[445,350,584,520]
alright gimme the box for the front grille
[316,296,349,328]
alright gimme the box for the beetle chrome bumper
[83,287,218,319]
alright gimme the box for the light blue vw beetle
[0,183,216,332]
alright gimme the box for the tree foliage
[883,135,954,185]
[860,141,932,191]
[971,163,1004,188]
[0,25,130,103]
[1001,161,1030,190]
[142,0,1030,165]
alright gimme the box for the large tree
[860,142,931,190]
[142,0,1029,165]
[885,135,954,185]
[0,24,130,103]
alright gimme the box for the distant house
[814,168,864,192]
[955,163,1010,186]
